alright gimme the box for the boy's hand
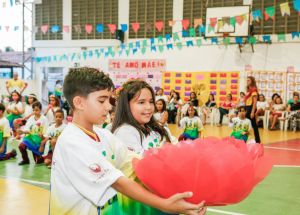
[162,192,206,215]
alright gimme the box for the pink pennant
[131,23,140,33]
[235,15,244,25]
[168,20,175,27]
[181,19,190,30]
[85,24,93,34]
[209,18,217,28]
[41,25,48,34]
[155,21,164,32]
[63,25,70,33]
[107,24,117,34]
[264,12,275,21]
[5,26,9,32]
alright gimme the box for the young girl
[217,94,234,126]
[269,96,286,130]
[167,91,183,124]
[189,92,199,107]
[6,91,24,129]
[17,101,48,165]
[44,95,61,125]
[255,94,269,124]
[230,106,252,143]
[202,94,216,125]
[0,104,17,161]
[112,79,172,155]
[40,109,66,168]
[13,94,38,136]
[154,99,169,127]
[179,106,204,140]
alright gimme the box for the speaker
[115,29,124,43]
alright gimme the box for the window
[72,0,118,40]
[35,0,63,40]
[183,0,300,36]
[129,0,173,38]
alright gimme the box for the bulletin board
[246,71,286,100]
[162,71,240,106]
[287,72,300,100]
[108,59,165,90]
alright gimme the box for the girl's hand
[162,192,206,215]
[250,112,255,119]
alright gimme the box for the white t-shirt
[7,101,23,113]
[24,115,48,135]
[45,123,66,139]
[50,124,136,215]
[180,116,204,131]
[0,117,11,138]
[256,101,268,110]
[230,117,252,132]
[153,111,168,126]
[114,124,162,155]
[272,104,286,112]
[23,104,33,118]
[45,106,60,126]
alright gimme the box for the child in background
[179,106,204,140]
[230,106,252,143]
[269,96,286,130]
[50,67,206,215]
[39,109,66,168]
[255,94,269,125]
[0,104,17,161]
[105,106,116,131]
[17,101,48,165]
[6,90,24,129]
[44,95,61,125]
[154,99,169,127]
[201,93,216,125]
[13,94,38,138]
[112,79,173,155]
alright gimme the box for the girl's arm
[251,96,258,119]
[39,137,49,153]
[112,176,206,215]
[0,138,7,154]
[160,111,168,125]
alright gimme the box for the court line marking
[207,208,247,215]
[273,165,300,168]
[264,146,300,152]
[0,175,50,186]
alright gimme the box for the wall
[32,0,300,99]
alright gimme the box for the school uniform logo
[89,163,102,173]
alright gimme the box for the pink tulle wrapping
[133,137,273,206]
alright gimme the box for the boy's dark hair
[63,67,114,109]
[32,101,42,110]
[237,106,246,112]
[185,106,199,117]
[0,103,5,113]
[155,99,167,112]
[112,79,171,143]
[55,109,64,116]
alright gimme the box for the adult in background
[244,76,261,143]
[6,71,28,95]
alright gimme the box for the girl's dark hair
[112,79,171,143]
[227,93,233,100]
[49,95,61,107]
[10,91,22,103]
[63,67,114,108]
[155,99,167,112]
[259,94,266,101]
[240,92,245,96]
[174,91,181,100]
[55,109,64,116]
[271,93,280,101]
[205,94,215,106]
[32,101,42,110]
[247,76,257,90]
[26,94,38,105]
[185,106,199,117]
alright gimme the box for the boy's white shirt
[23,115,48,134]
[23,104,33,118]
[45,123,66,138]
[0,117,11,138]
[114,124,162,155]
[50,123,137,215]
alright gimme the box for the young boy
[0,103,17,161]
[230,106,252,143]
[18,101,48,165]
[39,109,66,168]
[50,67,206,215]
